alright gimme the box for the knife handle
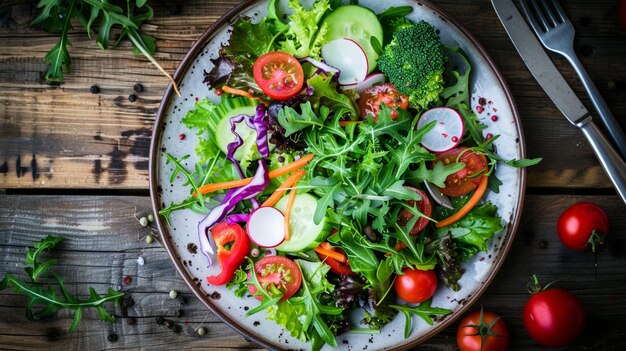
[567,53,626,160]
[580,119,626,203]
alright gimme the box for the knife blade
[491,0,588,125]
[491,0,626,203]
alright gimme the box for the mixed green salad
[159,0,540,349]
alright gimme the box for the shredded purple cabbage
[225,213,251,225]
[197,160,269,266]
[253,104,270,158]
[226,114,248,179]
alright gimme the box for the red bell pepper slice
[206,222,250,285]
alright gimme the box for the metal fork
[520,0,626,159]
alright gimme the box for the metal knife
[491,0,626,204]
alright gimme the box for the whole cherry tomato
[523,275,586,347]
[457,309,509,351]
[394,268,437,303]
[557,202,608,251]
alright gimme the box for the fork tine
[548,0,569,24]
[532,0,558,28]
[520,0,549,32]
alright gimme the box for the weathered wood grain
[1,194,625,350]
[1,0,625,190]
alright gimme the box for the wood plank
[1,194,626,349]
[1,0,625,189]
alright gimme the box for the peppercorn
[126,317,137,325]
[155,316,165,325]
[172,324,182,333]
[133,83,144,93]
[122,296,135,308]
[139,216,149,227]
[197,326,207,336]
[107,333,118,342]
[128,94,137,102]
[169,290,178,299]
[90,85,100,94]
[145,235,154,244]
[148,214,154,222]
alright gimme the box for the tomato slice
[247,255,302,301]
[397,187,433,236]
[434,147,488,197]
[253,51,304,100]
[358,83,409,121]
[316,242,355,276]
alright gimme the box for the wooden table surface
[1,0,626,350]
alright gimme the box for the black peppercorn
[107,333,118,342]
[126,317,136,325]
[122,296,135,308]
[133,83,144,93]
[155,316,165,325]
[128,94,137,102]
[90,85,100,94]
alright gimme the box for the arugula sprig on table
[0,236,124,332]
[33,0,179,94]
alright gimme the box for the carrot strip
[338,121,362,127]
[314,244,347,263]
[394,241,407,252]
[194,154,315,196]
[435,176,489,228]
[283,185,298,242]
[261,170,306,207]
[221,85,257,100]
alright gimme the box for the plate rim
[148,1,528,349]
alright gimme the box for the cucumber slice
[320,5,383,73]
[275,193,329,252]
[213,98,259,161]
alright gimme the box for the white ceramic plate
[149,1,527,349]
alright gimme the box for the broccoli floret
[382,17,415,44]
[378,20,447,109]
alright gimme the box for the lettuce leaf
[182,98,221,161]
[307,73,358,118]
[203,17,275,92]
[279,0,330,58]
[434,202,503,251]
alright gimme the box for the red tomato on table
[557,202,608,251]
[457,309,509,351]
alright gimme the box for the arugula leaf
[0,236,124,332]
[405,161,466,188]
[390,300,452,338]
[278,102,327,136]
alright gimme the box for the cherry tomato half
[557,202,608,251]
[394,268,437,303]
[316,242,355,276]
[253,51,304,100]
[434,147,488,197]
[523,287,586,347]
[358,83,409,121]
[397,187,433,236]
[247,255,302,301]
[457,309,510,351]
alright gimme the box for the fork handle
[566,52,626,160]
[579,117,626,204]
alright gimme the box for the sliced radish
[355,72,385,94]
[424,181,454,210]
[246,207,286,248]
[321,38,368,86]
[417,107,465,153]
